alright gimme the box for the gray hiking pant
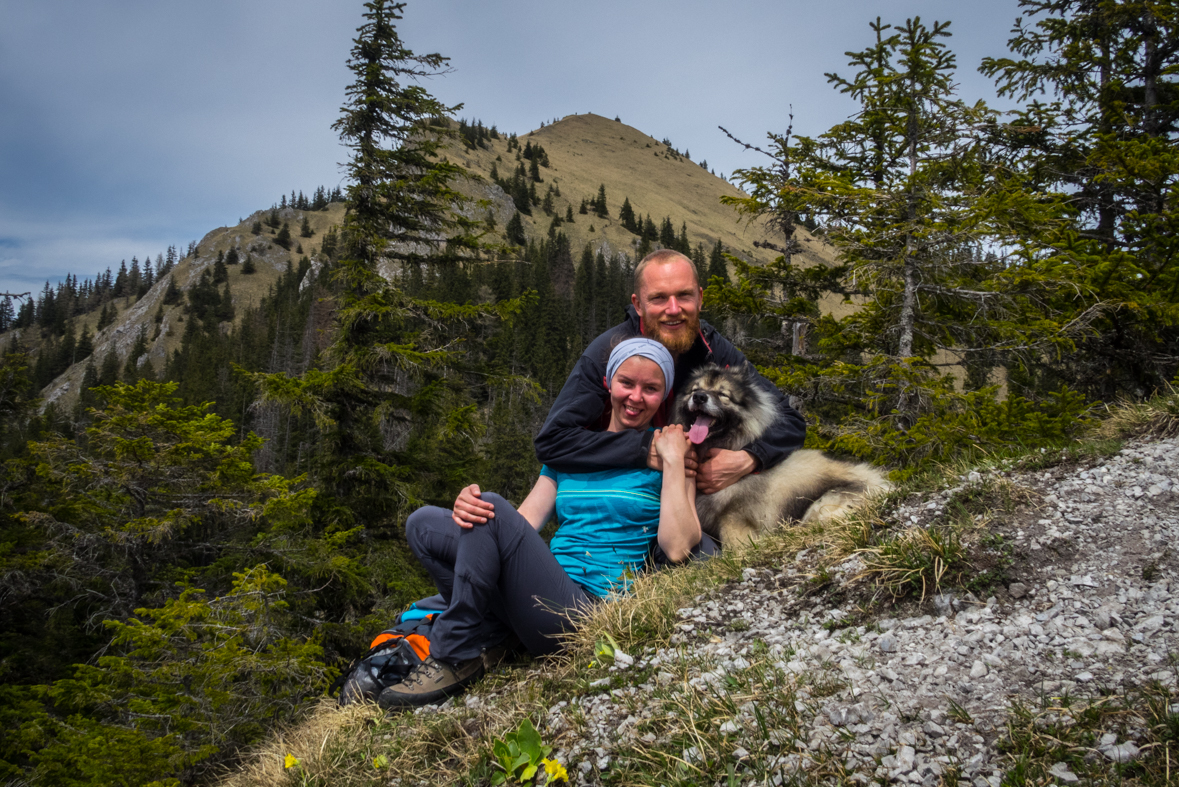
[405,495,593,664]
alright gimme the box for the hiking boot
[377,655,485,709]
[481,632,523,671]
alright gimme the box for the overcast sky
[0,0,1025,297]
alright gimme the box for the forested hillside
[1,0,1177,784]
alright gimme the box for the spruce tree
[162,277,181,305]
[123,327,148,383]
[659,216,676,248]
[97,302,115,330]
[506,212,527,246]
[721,17,1077,457]
[300,216,314,238]
[113,261,128,298]
[76,324,94,360]
[618,197,636,231]
[78,357,100,411]
[980,0,1179,397]
[252,0,499,530]
[594,183,608,217]
[275,222,293,250]
[707,239,730,284]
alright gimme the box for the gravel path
[523,438,1179,785]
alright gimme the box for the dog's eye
[718,392,731,400]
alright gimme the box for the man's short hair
[633,248,700,298]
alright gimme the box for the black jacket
[534,306,806,472]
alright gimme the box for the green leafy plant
[593,633,620,664]
[490,719,566,785]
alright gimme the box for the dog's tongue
[688,415,713,444]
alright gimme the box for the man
[534,248,806,493]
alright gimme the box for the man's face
[632,258,702,356]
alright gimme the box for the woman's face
[608,356,666,432]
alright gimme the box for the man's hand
[647,430,698,476]
[697,449,757,494]
[452,484,496,529]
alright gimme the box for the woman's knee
[479,492,510,511]
[476,494,535,541]
[406,506,452,554]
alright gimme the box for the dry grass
[1095,384,1179,441]
[560,546,746,656]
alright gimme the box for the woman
[379,338,701,709]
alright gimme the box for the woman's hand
[652,424,691,467]
[452,484,496,529]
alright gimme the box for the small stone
[970,660,989,678]
[733,747,749,758]
[1101,628,1125,643]
[719,720,740,734]
[1070,574,1098,587]
[613,650,634,668]
[1100,742,1140,763]
[1075,671,1094,682]
[934,593,956,616]
[895,745,916,771]
[1048,762,1079,783]
[1008,583,1028,599]
[878,635,897,653]
[1136,614,1165,633]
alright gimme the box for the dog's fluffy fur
[673,363,889,545]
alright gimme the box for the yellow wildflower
[542,757,568,783]
[283,754,300,769]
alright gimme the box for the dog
[673,363,889,545]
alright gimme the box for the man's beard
[643,312,700,355]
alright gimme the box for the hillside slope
[224,429,1179,786]
[448,112,833,271]
[19,112,836,409]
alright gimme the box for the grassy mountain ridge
[30,202,347,410]
[448,112,833,271]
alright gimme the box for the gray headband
[606,338,675,401]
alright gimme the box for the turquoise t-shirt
[540,464,662,598]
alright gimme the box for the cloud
[0,0,1024,296]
